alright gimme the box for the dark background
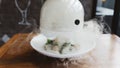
[0,0,95,46]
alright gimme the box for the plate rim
[30,34,96,58]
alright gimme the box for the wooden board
[0,34,120,68]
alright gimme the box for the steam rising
[29,0,111,67]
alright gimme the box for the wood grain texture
[0,33,35,59]
[0,34,120,68]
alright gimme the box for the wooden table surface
[0,33,120,68]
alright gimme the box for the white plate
[30,34,96,58]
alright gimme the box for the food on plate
[44,38,79,54]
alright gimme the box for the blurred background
[0,0,119,46]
